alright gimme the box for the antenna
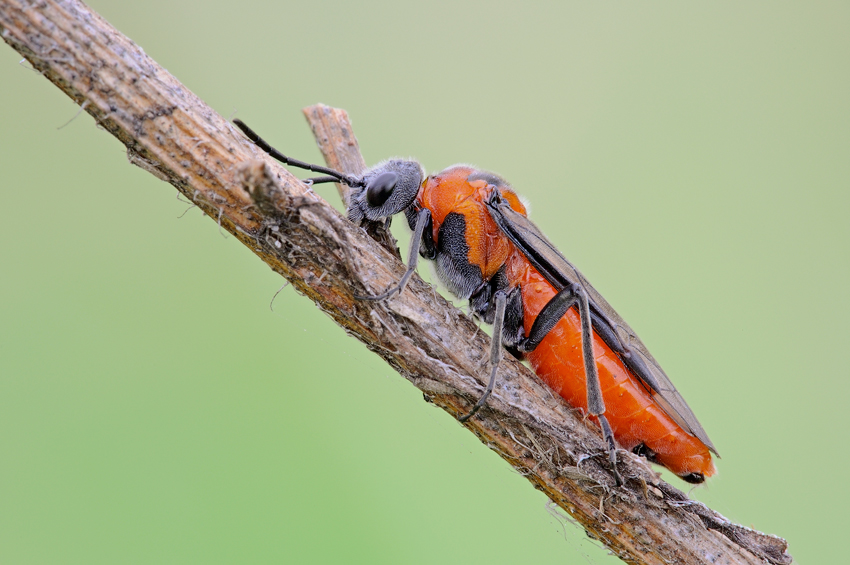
[233,119,363,187]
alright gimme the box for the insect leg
[356,208,431,301]
[459,290,507,423]
[517,283,623,485]
[517,286,625,357]
[576,287,623,486]
[516,286,579,354]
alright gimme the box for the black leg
[517,285,579,353]
[597,414,623,486]
[516,282,623,485]
[575,286,622,486]
[459,290,507,422]
[355,208,431,301]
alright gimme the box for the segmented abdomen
[515,261,715,479]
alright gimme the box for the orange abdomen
[518,265,715,478]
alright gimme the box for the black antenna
[302,175,343,186]
[233,119,363,187]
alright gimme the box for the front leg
[355,208,431,301]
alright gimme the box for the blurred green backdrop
[1,1,847,563]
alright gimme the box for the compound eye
[365,171,398,207]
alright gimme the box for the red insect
[234,119,717,484]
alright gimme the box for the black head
[347,160,425,224]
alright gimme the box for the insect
[233,118,718,485]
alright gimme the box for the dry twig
[0,2,791,564]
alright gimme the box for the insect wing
[485,194,717,454]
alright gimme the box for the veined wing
[485,193,717,454]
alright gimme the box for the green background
[1,1,847,563]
